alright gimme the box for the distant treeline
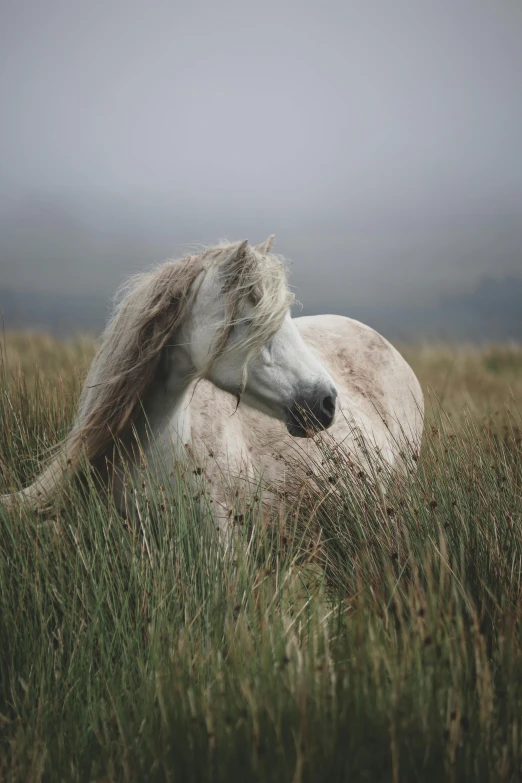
[0,287,109,335]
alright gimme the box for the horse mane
[74,252,206,462]
[3,237,293,509]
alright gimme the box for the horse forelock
[204,240,294,376]
[72,240,293,463]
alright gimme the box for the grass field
[1,332,521,782]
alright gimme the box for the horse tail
[1,436,80,513]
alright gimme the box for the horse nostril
[320,394,336,423]
[287,389,337,437]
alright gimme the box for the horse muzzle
[286,387,338,438]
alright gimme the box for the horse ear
[225,239,249,268]
[236,239,249,260]
[255,235,275,254]
[221,240,249,283]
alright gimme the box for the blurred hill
[1,274,521,342]
[347,275,522,342]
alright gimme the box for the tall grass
[0,334,521,782]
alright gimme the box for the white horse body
[123,314,423,525]
[3,238,424,528]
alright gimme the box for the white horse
[2,238,424,529]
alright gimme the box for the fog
[1,0,521,321]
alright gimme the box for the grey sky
[1,0,521,311]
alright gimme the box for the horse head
[181,238,338,437]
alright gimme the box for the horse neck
[101,340,195,512]
[132,340,195,460]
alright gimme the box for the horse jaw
[228,313,338,434]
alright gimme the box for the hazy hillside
[1,274,521,341]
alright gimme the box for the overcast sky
[1,0,521,311]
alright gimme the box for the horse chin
[287,422,316,439]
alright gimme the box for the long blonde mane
[4,237,293,508]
